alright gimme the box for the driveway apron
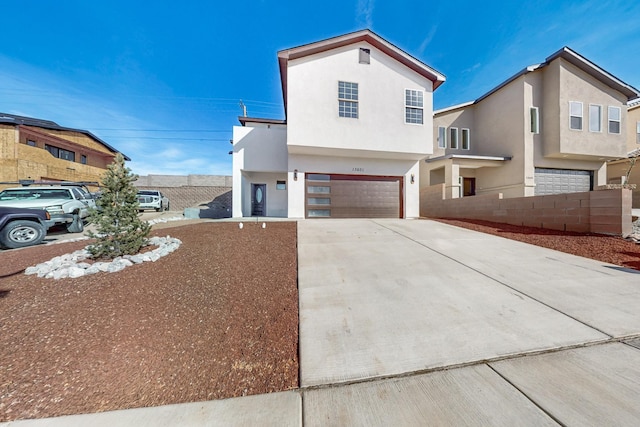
[297,219,611,387]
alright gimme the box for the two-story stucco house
[607,100,640,207]
[0,113,128,190]
[421,47,639,200]
[232,30,445,219]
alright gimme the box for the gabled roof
[0,112,130,160]
[277,29,446,114]
[442,47,640,114]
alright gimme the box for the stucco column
[445,162,461,199]
[232,148,244,218]
[287,170,305,218]
[594,162,607,188]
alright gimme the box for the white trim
[588,104,602,133]
[437,126,446,148]
[450,127,459,149]
[569,101,583,131]
[434,101,474,115]
[404,88,424,125]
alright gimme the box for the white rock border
[25,236,182,280]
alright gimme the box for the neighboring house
[0,113,128,190]
[607,100,640,207]
[232,30,445,219]
[421,47,640,200]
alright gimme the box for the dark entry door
[251,184,266,216]
[463,178,476,197]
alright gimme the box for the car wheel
[66,214,84,233]
[0,220,46,249]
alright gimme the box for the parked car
[137,190,169,212]
[0,185,95,233]
[0,206,52,249]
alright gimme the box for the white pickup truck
[0,185,96,233]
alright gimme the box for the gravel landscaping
[0,221,298,422]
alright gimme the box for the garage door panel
[306,174,401,218]
[534,168,592,196]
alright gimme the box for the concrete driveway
[298,219,640,425]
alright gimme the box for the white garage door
[305,173,402,218]
[534,168,592,195]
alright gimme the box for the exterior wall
[628,105,640,151]
[607,105,640,208]
[421,184,632,236]
[39,129,114,156]
[473,76,527,197]
[238,172,288,217]
[288,153,420,218]
[135,174,232,187]
[547,58,628,159]
[286,42,434,160]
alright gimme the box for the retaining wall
[420,184,632,236]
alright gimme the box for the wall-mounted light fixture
[294,169,298,181]
[229,139,233,144]
[410,173,415,184]
[228,151,233,155]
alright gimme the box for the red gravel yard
[0,222,298,422]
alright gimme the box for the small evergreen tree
[86,153,151,259]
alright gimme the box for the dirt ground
[0,221,298,422]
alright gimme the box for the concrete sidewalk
[4,218,640,426]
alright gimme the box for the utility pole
[239,100,247,117]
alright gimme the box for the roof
[277,29,446,114]
[238,116,287,126]
[0,112,130,161]
[441,47,640,114]
[629,99,640,110]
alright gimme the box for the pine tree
[86,153,151,259]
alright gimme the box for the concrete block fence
[134,175,232,212]
[420,184,632,236]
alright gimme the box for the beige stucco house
[607,101,640,206]
[232,30,445,218]
[421,47,640,200]
[0,113,127,190]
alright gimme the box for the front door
[463,178,476,197]
[251,184,266,216]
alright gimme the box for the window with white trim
[569,101,583,130]
[437,126,446,148]
[636,121,640,144]
[450,127,458,149]
[608,106,621,134]
[461,128,470,150]
[405,89,424,124]
[530,107,540,134]
[589,104,602,132]
[338,81,358,118]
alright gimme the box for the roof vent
[359,48,370,64]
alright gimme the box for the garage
[534,168,592,195]
[305,173,403,218]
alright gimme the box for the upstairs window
[637,121,640,144]
[26,139,37,147]
[437,126,446,148]
[608,106,621,134]
[569,101,583,130]
[589,104,602,132]
[338,81,358,118]
[450,127,459,149]
[461,128,470,150]
[45,144,75,162]
[405,89,424,124]
[530,107,540,134]
[81,155,87,164]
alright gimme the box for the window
[450,127,458,149]
[637,121,640,144]
[359,48,370,64]
[589,104,602,132]
[438,126,446,148]
[530,107,540,134]
[608,106,621,134]
[308,186,330,194]
[81,155,87,165]
[405,89,424,124]
[45,144,75,162]
[338,81,358,118]
[307,197,330,205]
[569,101,583,130]
[461,128,470,150]
[26,139,36,147]
[276,180,286,190]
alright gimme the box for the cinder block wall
[420,184,632,236]
[135,174,232,212]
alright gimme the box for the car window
[0,190,40,200]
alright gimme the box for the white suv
[0,185,95,232]
[137,190,169,212]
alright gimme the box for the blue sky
[1,1,639,176]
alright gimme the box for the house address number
[352,167,365,172]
